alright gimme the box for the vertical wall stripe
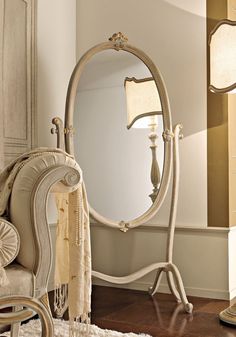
[207,0,229,227]
[227,0,236,226]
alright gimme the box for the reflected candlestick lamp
[124,77,162,203]
[209,19,236,325]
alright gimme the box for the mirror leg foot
[168,263,193,314]
[149,269,163,296]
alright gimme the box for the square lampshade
[209,19,236,94]
[124,77,162,129]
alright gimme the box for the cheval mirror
[52,32,193,314]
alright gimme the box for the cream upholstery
[0,264,34,297]
[10,153,80,276]
[0,151,81,337]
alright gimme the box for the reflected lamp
[124,77,162,203]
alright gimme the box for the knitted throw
[54,183,92,334]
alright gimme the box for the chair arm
[9,153,81,297]
[0,295,53,336]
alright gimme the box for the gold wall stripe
[207,0,229,227]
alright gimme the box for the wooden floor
[4,285,233,337]
[89,285,236,337]
[3,286,236,336]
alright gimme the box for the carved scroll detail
[109,32,128,49]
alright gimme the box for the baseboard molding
[229,287,236,301]
[49,223,235,301]
[51,221,233,234]
[92,278,229,300]
[48,277,229,300]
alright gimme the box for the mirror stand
[52,119,192,314]
[91,124,192,314]
[52,32,193,314]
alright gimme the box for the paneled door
[0,0,37,169]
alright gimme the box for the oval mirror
[74,50,164,222]
[64,33,172,229]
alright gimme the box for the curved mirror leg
[149,269,163,296]
[168,264,193,314]
[165,125,191,312]
[166,271,181,303]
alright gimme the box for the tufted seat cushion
[0,264,34,297]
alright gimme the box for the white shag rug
[0,319,152,337]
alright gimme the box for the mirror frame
[64,33,173,230]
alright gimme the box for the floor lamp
[124,77,162,202]
[209,19,236,325]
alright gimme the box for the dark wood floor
[89,285,236,337]
[4,285,234,337]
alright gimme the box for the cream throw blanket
[54,184,91,329]
[0,148,91,335]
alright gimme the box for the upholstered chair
[0,152,81,337]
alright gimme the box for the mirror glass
[74,50,164,222]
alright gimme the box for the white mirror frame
[64,33,173,230]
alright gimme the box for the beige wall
[74,0,234,299]
[36,0,236,300]
[33,0,236,301]
[37,0,76,148]
[37,0,76,223]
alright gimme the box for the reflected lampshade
[209,19,236,94]
[124,77,162,129]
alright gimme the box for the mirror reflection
[74,50,164,221]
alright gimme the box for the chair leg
[9,293,52,337]
[10,306,22,337]
[39,293,53,318]
[0,296,54,337]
